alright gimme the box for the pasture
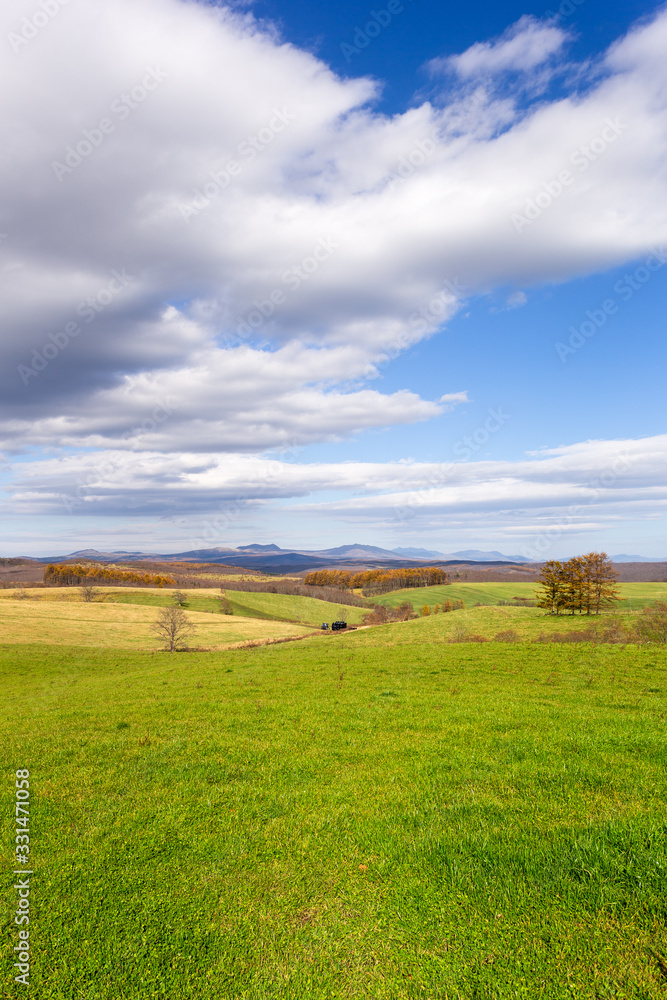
[2,604,667,996]
[0,586,366,626]
[379,580,667,613]
[0,596,315,650]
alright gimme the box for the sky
[1,0,666,559]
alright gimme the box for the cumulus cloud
[0,341,442,453]
[2,0,667,543]
[2,2,667,391]
[431,16,569,79]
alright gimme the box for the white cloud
[0,340,442,453]
[2,0,667,542]
[6,434,667,532]
[439,391,469,412]
[431,16,569,79]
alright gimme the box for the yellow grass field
[0,597,315,649]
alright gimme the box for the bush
[634,601,667,643]
[534,628,598,643]
[493,629,519,642]
[362,601,417,625]
[218,593,233,615]
[448,623,488,643]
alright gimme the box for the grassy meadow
[379,581,667,614]
[0,586,366,626]
[346,604,640,644]
[0,595,315,650]
[2,582,667,997]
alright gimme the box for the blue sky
[1,0,666,558]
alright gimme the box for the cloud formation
[2,1,667,550]
[432,16,569,79]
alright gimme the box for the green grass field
[2,627,667,998]
[345,604,641,644]
[379,581,667,613]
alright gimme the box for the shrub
[534,628,598,643]
[218,594,233,615]
[634,601,667,644]
[493,629,519,642]
[362,602,417,625]
[448,623,488,642]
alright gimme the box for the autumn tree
[586,551,620,614]
[535,552,619,615]
[394,601,418,620]
[535,560,566,615]
[562,556,585,616]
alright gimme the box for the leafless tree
[151,606,196,652]
[80,585,98,602]
[173,590,188,607]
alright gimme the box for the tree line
[304,566,448,596]
[535,552,619,615]
[44,563,176,588]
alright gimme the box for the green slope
[224,589,367,624]
[342,604,639,645]
[378,580,667,612]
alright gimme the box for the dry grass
[0,597,314,649]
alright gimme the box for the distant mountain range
[22,544,665,573]
[27,542,537,571]
[610,554,665,563]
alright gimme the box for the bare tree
[151,606,196,652]
[173,590,188,607]
[80,584,98,602]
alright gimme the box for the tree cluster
[535,553,619,615]
[304,566,448,596]
[362,602,418,624]
[45,562,175,588]
[216,578,366,607]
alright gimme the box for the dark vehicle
[331,620,347,631]
[320,622,330,630]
